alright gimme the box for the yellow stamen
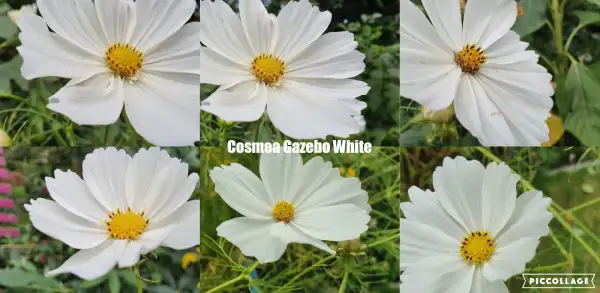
[105,209,148,240]
[272,200,295,223]
[455,44,487,74]
[251,53,285,84]
[460,231,495,265]
[105,43,144,78]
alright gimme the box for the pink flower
[0,213,17,224]
[0,227,20,238]
[0,198,15,209]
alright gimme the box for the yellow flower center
[272,200,295,223]
[460,231,495,265]
[251,53,285,84]
[105,43,144,78]
[455,44,487,74]
[105,208,148,240]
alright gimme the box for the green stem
[205,274,245,293]
[550,0,567,73]
[399,113,427,134]
[275,254,337,293]
[135,265,143,293]
[337,263,350,293]
[205,261,260,293]
[367,233,399,248]
[254,116,264,142]
[550,0,564,55]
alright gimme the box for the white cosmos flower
[400,156,553,293]
[200,0,369,139]
[24,147,200,280]
[210,153,371,263]
[400,0,554,146]
[17,0,200,146]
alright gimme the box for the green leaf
[586,0,600,8]
[512,0,548,37]
[0,56,28,93]
[109,270,121,293]
[0,268,62,288]
[0,15,17,39]
[148,285,178,293]
[572,10,600,28]
[563,62,600,146]
[81,274,108,288]
[120,269,146,288]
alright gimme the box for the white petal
[151,171,198,222]
[286,50,366,79]
[145,22,200,75]
[47,240,126,280]
[401,187,467,244]
[495,191,552,247]
[471,267,509,293]
[216,217,286,263]
[259,153,304,203]
[272,222,334,254]
[455,72,551,146]
[25,198,107,249]
[463,0,517,49]
[130,0,196,51]
[400,219,459,270]
[199,0,254,64]
[125,147,175,212]
[285,156,338,205]
[481,162,519,235]
[17,14,105,80]
[399,0,454,56]
[432,156,485,232]
[47,74,124,125]
[400,254,471,293]
[200,47,254,85]
[138,200,199,252]
[95,0,135,44]
[293,204,369,241]
[210,166,272,220]
[454,75,514,145]
[161,203,200,250]
[295,176,366,213]
[285,77,369,100]
[484,31,529,59]
[483,238,539,281]
[136,155,188,219]
[272,0,331,61]
[82,147,131,212]
[421,0,463,51]
[45,170,107,222]
[117,241,141,268]
[214,162,272,207]
[266,81,364,139]
[123,72,200,146]
[239,0,275,55]
[286,31,357,71]
[201,81,267,122]
[400,63,461,111]
[36,0,108,54]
